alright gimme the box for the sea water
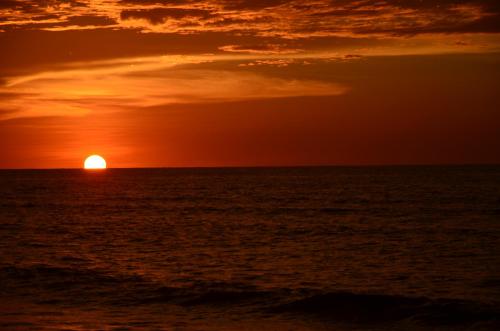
[1,166,499,330]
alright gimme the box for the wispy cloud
[0,54,347,119]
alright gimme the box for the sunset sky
[1,0,499,168]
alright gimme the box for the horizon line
[1,163,499,171]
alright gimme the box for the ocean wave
[0,264,274,307]
[1,264,498,326]
[1,264,138,287]
[271,292,500,326]
[0,264,150,305]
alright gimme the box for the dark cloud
[0,0,499,72]
[391,0,499,11]
[32,14,60,21]
[0,15,117,32]
[120,8,214,25]
[119,0,193,4]
[0,0,19,9]
[2,0,500,36]
[312,9,381,17]
[390,0,500,34]
[299,0,500,35]
[218,0,500,35]
[219,0,292,10]
[207,16,274,27]
[459,14,500,33]
[0,0,87,13]
[66,15,117,27]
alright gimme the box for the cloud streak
[0,55,347,120]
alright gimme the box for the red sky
[0,0,499,168]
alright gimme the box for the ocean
[1,166,499,330]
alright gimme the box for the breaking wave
[1,264,499,327]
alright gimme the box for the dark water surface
[1,166,499,330]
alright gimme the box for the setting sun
[84,155,107,169]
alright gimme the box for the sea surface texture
[1,166,499,330]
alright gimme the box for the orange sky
[1,0,499,168]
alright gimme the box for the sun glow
[84,155,107,169]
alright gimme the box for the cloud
[0,0,499,78]
[66,15,117,27]
[1,0,499,36]
[0,0,87,14]
[238,59,297,67]
[0,0,19,9]
[219,44,301,54]
[119,0,193,4]
[0,54,348,120]
[219,0,292,10]
[120,8,214,25]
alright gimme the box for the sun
[84,155,107,169]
